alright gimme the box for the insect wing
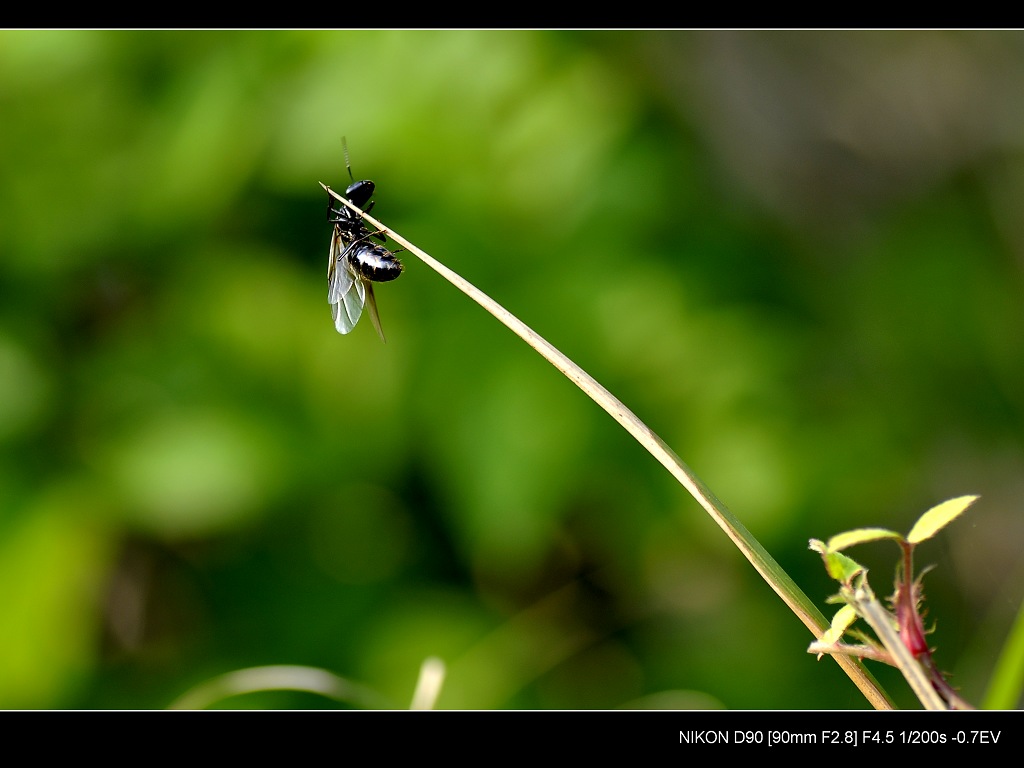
[363,281,387,343]
[328,228,365,334]
[331,274,365,335]
[327,226,350,303]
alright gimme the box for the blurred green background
[1,30,1022,710]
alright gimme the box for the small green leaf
[907,495,979,544]
[828,528,903,551]
[811,538,866,582]
[819,604,859,645]
[823,548,865,583]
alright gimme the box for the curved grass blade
[322,183,894,710]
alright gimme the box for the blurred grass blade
[167,664,391,710]
[410,656,446,710]
[983,595,1024,709]
[324,185,894,710]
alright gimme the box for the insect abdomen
[348,243,404,282]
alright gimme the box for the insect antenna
[342,136,354,185]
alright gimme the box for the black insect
[326,140,403,341]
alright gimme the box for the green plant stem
[845,583,947,710]
[324,184,894,710]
